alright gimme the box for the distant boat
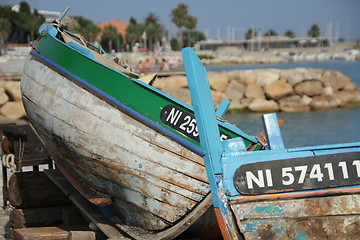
[183,46,360,239]
[20,11,261,239]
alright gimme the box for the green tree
[28,9,45,42]
[129,17,137,25]
[264,29,277,37]
[1,2,45,43]
[284,30,295,38]
[19,1,31,15]
[67,16,100,42]
[126,17,145,50]
[0,17,11,54]
[144,12,163,51]
[308,24,320,37]
[170,38,180,51]
[101,24,118,52]
[170,3,195,48]
[0,5,14,47]
[245,28,257,40]
[184,15,197,47]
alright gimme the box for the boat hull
[230,193,360,239]
[21,55,212,238]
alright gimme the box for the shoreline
[153,67,360,113]
[0,46,359,121]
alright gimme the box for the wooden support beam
[9,206,87,229]
[45,170,131,240]
[12,227,68,240]
[8,171,72,208]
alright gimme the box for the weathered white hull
[21,55,212,238]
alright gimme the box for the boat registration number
[160,105,231,142]
[234,152,360,195]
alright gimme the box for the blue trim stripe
[30,51,205,156]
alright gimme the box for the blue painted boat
[182,47,360,239]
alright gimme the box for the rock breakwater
[154,68,360,112]
[1,68,359,121]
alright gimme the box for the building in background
[11,4,60,22]
[97,20,128,39]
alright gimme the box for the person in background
[136,60,144,73]
[160,58,170,71]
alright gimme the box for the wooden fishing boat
[183,47,360,239]
[20,13,262,239]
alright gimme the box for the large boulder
[208,72,229,92]
[264,80,293,100]
[321,70,349,91]
[333,90,360,106]
[0,88,9,105]
[4,81,21,101]
[279,95,310,112]
[248,99,279,112]
[0,101,26,119]
[153,75,188,90]
[245,83,265,99]
[228,70,257,86]
[211,90,229,108]
[282,68,319,86]
[224,80,246,102]
[255,69,280,86]
[310,95,340,110]
[162,87,191,106]
[294,80,324,97]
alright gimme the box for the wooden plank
[10,206,78,229]
[68,231,96,240]
[12,227,68,240]
[8,171,72,208]
[45,170,130,240]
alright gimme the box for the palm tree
[170,4,189,48]
[0,18,11,54]
[144,12,163,51]
[245,28,257,40]
[101,24,118,52]
[28,9,45,41]
[264,29,277,37]
[308,24,320,38]
[68,16,100,42]
[184,15,197,47]
[126,18,145,50]
[144,12,158,25]
[0,5,15,47]
[284,30,295,38]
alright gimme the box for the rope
[2,154,16,172]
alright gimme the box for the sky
[2,0,360,41]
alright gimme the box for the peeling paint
[253,205,284,215]
[295,231,308,240]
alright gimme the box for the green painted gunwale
[34,28,258,149]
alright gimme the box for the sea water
[207,61,360,148]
